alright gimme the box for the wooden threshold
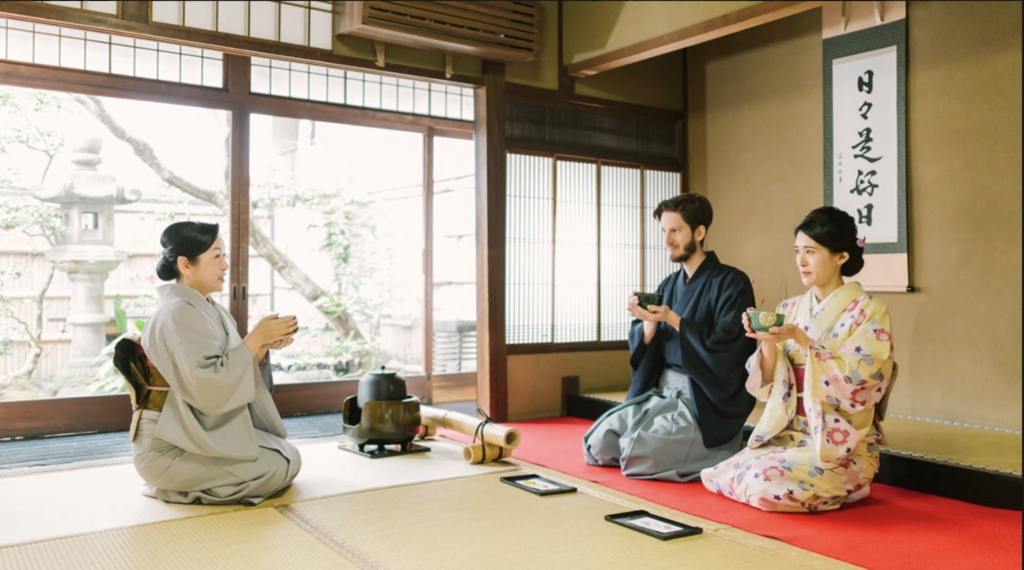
[566,1,825,78]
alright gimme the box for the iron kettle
[357,365,407,406]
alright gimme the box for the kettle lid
[364,365,399,378]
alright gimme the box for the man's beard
[670,237,698,264]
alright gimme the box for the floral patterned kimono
[701,282,895,512]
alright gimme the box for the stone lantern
[30,138,140,367]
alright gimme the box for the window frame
[0,36,473,439]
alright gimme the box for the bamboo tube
[420,406,521,449]
[463,442,512,464]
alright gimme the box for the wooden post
[561,375,580,417]
[226,54,250,336]
[120,1,150,24]
[424,129,435,402]
[474,61,508,421]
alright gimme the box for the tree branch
[33,264,55,341]
[0,266,48,383]
[72,95,226,208]
[73,94,366,341]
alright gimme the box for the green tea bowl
[747,310,785,333]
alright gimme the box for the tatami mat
[0,437,516,548]
[584,390,1021,474]
[284,469,858,570]
[0,508,354,570]
[0,461,854,570]
[881,415,1021,474]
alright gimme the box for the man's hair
[653,193,713,247]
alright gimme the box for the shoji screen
[643,169,681,292]
[505,154,554,344]
[599,165,642,342]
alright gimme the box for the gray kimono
[135,283,301,505]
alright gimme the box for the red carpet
[490,418,1021,570]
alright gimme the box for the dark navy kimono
[626,252,757,448]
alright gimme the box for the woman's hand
[744,307,782,382]
[747,323,810,350]
[244,314,298,357]
[256,335,295,364]
[741,308,755,336]
[270,336,295,350]
[255,314,298,346]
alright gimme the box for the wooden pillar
[226,54,251,337]
[423,128,435,402]
[679,50,690,195]
[474,61,508,421]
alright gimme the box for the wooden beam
[507,341,628,355]
[505,140,682,172]
[0,59,473,137]
[0,59,239,109]
[474,61,508,422]
[505,82,684,123]
[566,1,825,78]
[0,395,133,439]
[0,1,483,86]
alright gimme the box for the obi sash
[794,366,807,418]
[112,337,170,441]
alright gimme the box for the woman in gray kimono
[134,221,301,505]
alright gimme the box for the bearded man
[583,193,757,482]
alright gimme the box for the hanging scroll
[824,4,910,292]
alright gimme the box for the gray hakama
[135,284,301,505]
[583,369,742,482]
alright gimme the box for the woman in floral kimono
[701,206,895,512]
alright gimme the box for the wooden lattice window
[32,1,118,16]
[1,16,224,87]
[151,1,334,50]
[250,56,475,121]
[506,153,681,345]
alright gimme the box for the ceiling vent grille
[337,1,540,62]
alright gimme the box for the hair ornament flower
[856,237,866,248]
